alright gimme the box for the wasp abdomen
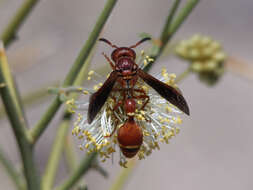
[117,120,143,158]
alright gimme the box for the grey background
[0,0,253,189]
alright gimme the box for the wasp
[88,37,189,158]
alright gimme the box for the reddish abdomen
[117,119,143,158]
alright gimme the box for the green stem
[109,160,137,190]
[175,67,192,84]
[29,0,118,144]
[0,147,26,190]
[0,43,29,133]
[41,116,70,190]
[168,0,199,37]
[144,0,200,72]
[64,134,78,172]
[160,0,181,43]
[54,153,97,190]
[42,40,95,189]
[1,0,40,47]
[0,45,40,190]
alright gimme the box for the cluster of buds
[175,34,226,85]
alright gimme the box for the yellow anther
[143,59,148,66]
[83,90,89,95]
[93,85,99,91]
[79,146,84,151]
[87,76,91,80]
[88,70,94,76]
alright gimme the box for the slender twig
[41,118,70,190]
[64,134,78,172]
[1,0,40,47]
[0,147,26,190]
[160,0,181,43]
[175,66,192,84]
[109,159,137,190]
[0,44,40,190]
[0,43,29,133]
[41,43,94,190]
[144,0,200,72]
[54,153,97,190]
[29,0,118,144]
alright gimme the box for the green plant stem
[0,46,40,190]
[0,44,29,133]
[160,0,181,43]
[29,0,118,144]
[41,117,70,190]
[144,0,199,72]
[41,45,94,189]
[0,147,26,190]
[54,153,97,190]
[109,160,137,190]
[175,67,192,84]
[1,0,40,47]
[64,134,78,172]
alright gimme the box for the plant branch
[0,44,40,190]
[144,0,200,72]
[29,0,118,144]
[109,159,137,190]
[0,147,26,190]
[0,43,29,134]
[54,153,97,190]
[1,0,40,47]
[41,118,70,190]
[41,43,94,189]
[175,66,192,84]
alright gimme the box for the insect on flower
[86,37,190,160]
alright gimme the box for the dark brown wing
[88,71,118,123]
[137,69,190,115]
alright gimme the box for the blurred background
[0,0,253,189]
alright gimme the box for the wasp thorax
[111,47,136,62]
[117,120,143,158]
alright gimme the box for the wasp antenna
[129,37,151,49]
[99,38,118,48]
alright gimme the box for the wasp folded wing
[137,69,190,115]
[88,71,118,123]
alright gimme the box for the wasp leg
[132,89,150,110]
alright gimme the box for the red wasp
[88,37,189,158]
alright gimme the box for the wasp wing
[137,69,190,115]
[88,71,118,123]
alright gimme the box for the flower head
[70,66,184,167]
[175,34,226,85]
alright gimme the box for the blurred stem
[29,0,118,145]
[64,134,78,172]
[54,153,97,190]
[144,0,199,72]
[42,41,95,189]
[0,43,29,133]
[175,67,192,84]
[41,118,70,190]
[0,45,40,190]
[0,147,26,190]
[1,0,40,47]
[160,0,181,43]
[109,160,137,190]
